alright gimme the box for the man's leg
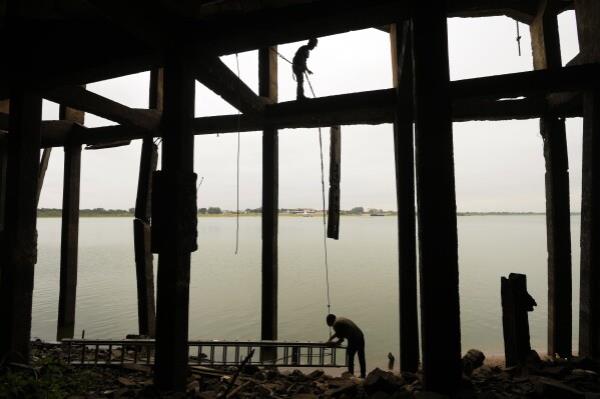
[358,345,367,378]
[347,347,356,375]
[295,72,305,99]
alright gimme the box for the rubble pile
[3,344,600,398]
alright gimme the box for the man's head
[308,38,318,49]
[326,314,336,327]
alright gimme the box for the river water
[32,215,581,370]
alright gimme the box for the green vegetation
[0,356,99,399]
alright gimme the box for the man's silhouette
[326,314,366,378]
[292,38,318,100]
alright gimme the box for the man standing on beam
[292,38,318,100]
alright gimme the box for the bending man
[326,314,366,378]
[292,38,318,100]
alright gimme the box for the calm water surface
[32,215,581,370]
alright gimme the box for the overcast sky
[39,13,582,212]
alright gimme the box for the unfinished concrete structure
[0,0,599,394]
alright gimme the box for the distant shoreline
[37,210,581,218]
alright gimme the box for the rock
[197,390,218,399]
[463,349,486,376]
[370,391,393,399]
[364,368,404,394]
[307,369,324,380]
[325,379,358,398]
[117,377,137,387]
[415,392,450,399]
[292,394,319,399]
[541,365,570,378]
[572,357,599,372]
[536,377,586,399]
[526,350,542,366]
[240,364,260,375]
[187,380,200,394]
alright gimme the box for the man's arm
[327,332,338,342]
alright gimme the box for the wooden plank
[45,86,160,130]
[576,0,600,360]
[36,148,52,205]
[390,21,419,373]
[0,91,42,364]
[451,63,600,101]
[530,0,572,358]
[193,55,267,114]
[260,46,278,361]
[70,94,580,148]
[580,91,600,358]
[501,274,537,367]
[327,126,341,240]
[133,69,161,338]
[153,52,197,391]
[56,99,85,341]
[412,2,462,394]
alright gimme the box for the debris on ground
[3,343,600,398]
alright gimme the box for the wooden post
[390,21,419,373]
[501,273,537,367]
[153,51,197,391]
[260,46,278,361]
[327,126,341,240]
[0,91,42,364]
[133,69,161,338]
[530,0,572,358]
[412,2,462,393]
[36,148,52,205]
[575,0,600,359]
[56,103,84,341]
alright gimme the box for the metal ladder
[62,339,347,368]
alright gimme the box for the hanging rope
[235,53,242,255]
[304,72,332,316]
[515,21,522,57]
[270,46,333,316]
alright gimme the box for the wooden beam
[260,45,279,361]
[450,0,539,23]
[390,21,419,373]
[0,0,573,100]
[327,125,341,240]
[452,63,600,101]
[45,86,160,130]
[576,0,600,360]
[0,91,42,364]
[56,102,84,341]
[133,69,161,338]
[193,55,267,114]
[36,148,52,205]
[530,0,572,359]
[63,93,580,148]
[412,2,462,394]
[153,52,197,391]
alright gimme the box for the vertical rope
[305,72,332,315]
[516,21,522,57]
[235,53,241,255]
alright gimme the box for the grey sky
[39,13,582,212]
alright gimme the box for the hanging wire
[515,21,522,57]
[270,47,293,65]
[270,45,333,317]
[304,72,332,316]
[196,176,205,193]
[234,53,242,255]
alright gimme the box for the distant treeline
[37,208,580,218]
